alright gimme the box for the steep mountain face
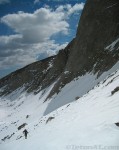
[68,0,119,74]
[48,0,119,98]
[0,0,119,106]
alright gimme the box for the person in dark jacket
[23,129,28,139]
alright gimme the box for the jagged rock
[26,115,29,119]
[18,123,27,130]
[1,133,15,142]
[75,96,80,101]
[46,117,55,124]
[111,86,119,95]
[115,122,119,127]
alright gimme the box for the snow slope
[44,61,119,115]
[0,68,119,149]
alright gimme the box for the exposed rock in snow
[0,69,119,150]
[105,38,119,51]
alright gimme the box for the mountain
[48,0,119,98]
[0,0,119,149]
[0,39,73,97]
[0,0,119,101]
[0,61,119,150]
[43,0,119,114]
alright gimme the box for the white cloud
[1,8,69,43]
[56,3,85,15]
[0,0,10,4]
[0,37,68,69]
[1,3,85,42]
[34,0,40,4]
[67,3,84,15]
[0,3,84,69]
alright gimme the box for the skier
[23,129,28,139]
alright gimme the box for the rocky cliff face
[0,0,119,100]
[48,0,119,98]
[67,0,119,75]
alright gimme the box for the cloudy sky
[0,0,85,78]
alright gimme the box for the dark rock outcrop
[46,117,55,124]
[47,0,119,98]
[18,123,27,130]
[115,122,119,127]
[67,0,119,75]
[111,86,119,95]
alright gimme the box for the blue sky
[0,0,85,78]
